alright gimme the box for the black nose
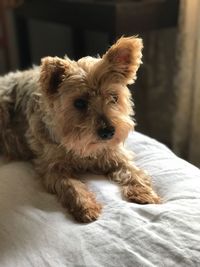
[97,126,115,140]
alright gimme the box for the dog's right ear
[39,56,69,95]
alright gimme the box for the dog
[0,36,160,222]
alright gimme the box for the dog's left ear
[102,36,143,84]
[39,56,69,95]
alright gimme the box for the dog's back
[0,68,39,159]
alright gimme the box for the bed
[0,131,200,267]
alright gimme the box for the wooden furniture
[14,0,179,69]
[0,5,10,71]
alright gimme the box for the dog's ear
[39,56,69,95]
[102,36,143,84]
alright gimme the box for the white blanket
[0,132,200,267]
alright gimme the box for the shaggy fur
[0,37,160,222]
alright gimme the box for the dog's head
[39,36,143,157]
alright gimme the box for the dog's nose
[97,126,115,140]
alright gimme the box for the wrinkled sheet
[0,132,200,267]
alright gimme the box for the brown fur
[0,37,160,222]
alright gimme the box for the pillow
[0,132,200,267]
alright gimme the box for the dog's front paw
[122,184,161,204]
[73,202,102,223]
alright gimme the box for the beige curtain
[173,0,200,167]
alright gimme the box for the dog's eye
[110,94,118,104]
[74,98,88,110]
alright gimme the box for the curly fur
[0,37,160,222]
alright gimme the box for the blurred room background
[0,0,200,167]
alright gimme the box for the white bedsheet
[0,132,200,267]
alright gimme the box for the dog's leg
[107,158,160,204]
[43,171,102,222]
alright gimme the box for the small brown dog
[0,36,160,222]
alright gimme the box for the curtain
[135,26,177,150]
[173,0,200,167]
